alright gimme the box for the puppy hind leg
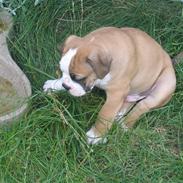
[115,101,135,121]
[123,97,154,128]
[124,68,176,128]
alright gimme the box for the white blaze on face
[60,48,77,73]
[59,48,86,97]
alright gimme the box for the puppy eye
[70,73,75,80]
[70,73,85,81]
[75,75,86,80]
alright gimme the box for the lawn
[0,0,183,182]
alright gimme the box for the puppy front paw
[86,128,107,145]
[43,79,64,92]
[43,80,56,92]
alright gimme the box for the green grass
[0,0,183,182]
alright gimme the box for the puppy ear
[59,35,83,54]
[87,47,111,79]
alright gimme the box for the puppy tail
[172,51,183,66]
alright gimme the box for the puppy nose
[62,83,71,90]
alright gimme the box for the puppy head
[59,35,111,96]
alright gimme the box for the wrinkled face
[59,35,111,97]
[59,48,97,97]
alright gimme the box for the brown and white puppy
[43,27,176,144]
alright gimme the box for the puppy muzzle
[62,75,86,97]
[62,83,71,90]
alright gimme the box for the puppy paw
[43,80,56,92]
[121,123,128,132]
[86,128,107,145]
[43,79,64,92]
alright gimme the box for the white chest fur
[94,73,111,89]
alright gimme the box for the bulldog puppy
[43,27,176,144]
